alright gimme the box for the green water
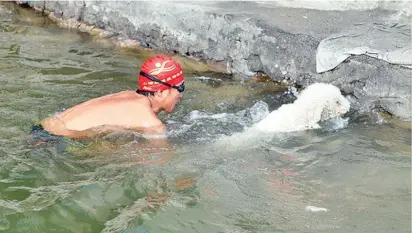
[0,3,411,233]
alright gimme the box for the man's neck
[147,96,162,115]
[135,89,162,115]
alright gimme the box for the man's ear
[154,90,163,98]
[154,89,168,99]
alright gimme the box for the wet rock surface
[14,0,411,120]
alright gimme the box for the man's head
[137,55,185,113]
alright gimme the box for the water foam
[167,100,270,143]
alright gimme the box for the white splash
[305,205,329,212]
[326,116,349,130]
[245,100,270,123]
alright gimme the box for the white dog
[252,82,350,133]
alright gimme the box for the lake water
[0,3,410,233]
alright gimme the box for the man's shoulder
[90,91,151,108]
[98,90,147,101]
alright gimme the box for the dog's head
[297,83,350,121]
[321,93,351,120]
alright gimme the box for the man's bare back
[36,55,185,140]
[41,91,164,138]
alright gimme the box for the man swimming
[35,55,184,140]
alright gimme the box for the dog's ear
[321,108,330,120]
[305,102,324,125]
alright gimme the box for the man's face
[162,88,183,113]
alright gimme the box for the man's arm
[60,125,129,139]
[65,122,174,165]
[61,122,171,147]
[141,123,170,146]
[44,114,171,147]
[43,116,135,139]
[60,124,167,140]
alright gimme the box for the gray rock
[14,0,411,120]
[311,56,412,120]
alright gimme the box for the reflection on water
[0,2,411,233]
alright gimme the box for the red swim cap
[138,55,184,92]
